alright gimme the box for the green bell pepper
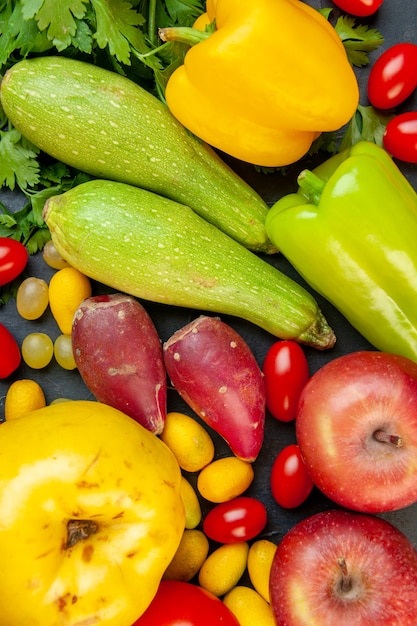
[265,141,417,361]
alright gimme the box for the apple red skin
[296,351,417,513]
[72,293,166,434]
[163,315,265,462]
[270,509,417,626]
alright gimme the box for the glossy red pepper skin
[133,580,240,626]
[368,43,417,109]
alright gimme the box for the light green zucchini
[1,56,275,254]
[43,179,335,349]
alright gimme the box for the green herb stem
[158,26,210,46]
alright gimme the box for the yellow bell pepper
[161,0,359,166]
[0,401,185,625]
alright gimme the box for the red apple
[270,509,417,626]
[296,351,417,513]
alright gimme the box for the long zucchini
[1,56,275,254]
[43,179,335,349]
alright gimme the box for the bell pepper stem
[297,169,326,206]
[159,26,211,46]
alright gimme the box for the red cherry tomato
[331,0,383,16]
[0,238,28,287]
[0,323,21,378]
[133,580,240,626]
[203,496,267,543]
[368,43,417,110]
[270,444,314,509]
[383,111,417,163]
[262,340,309,422]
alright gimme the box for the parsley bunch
[0,0,205,256]
[0,0,204,76]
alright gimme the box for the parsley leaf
[71,15,94,53]
[339,104,394,151]
[90,0,147,65]
[334,15,384,67]
[309,131,338,157]
[0,275,22,305]
[22,0,90,51]
[164,0,205,25]
[0,0,53,67]
[0,129,40,190]
[0,197,49,252]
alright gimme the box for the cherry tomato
[368,43,417,110]
[0,323,21,378]
[0,238,28,287]
[262,340,309,422]
[203,496,267,544]
[331,0,383,16]
[383,111,417,163]
[270,444,314,509]
[133,580,240,626]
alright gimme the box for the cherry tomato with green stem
[0,238,28,286]
[331,0,383,16]
[270,444,314,509]
[262,340,309,422]
[203,496,267,544]
[133,580,240,626]
[0,323,21,378]
[383,111,417,163]
[368,43,417,110]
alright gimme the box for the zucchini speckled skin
[43,179,335,349]
[1,56,275,254]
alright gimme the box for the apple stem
[337,557,352,593]
[374,430,403,447]
[66,519,98,549]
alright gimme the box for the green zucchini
[43,179,335,349]
[1,56,275,254]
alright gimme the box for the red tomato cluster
[367,42,417,163]
[262,341,314,508]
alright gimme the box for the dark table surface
[1,0,417,548]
